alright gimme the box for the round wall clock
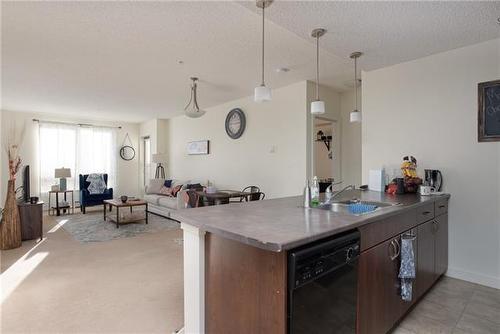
[225,108,246,139]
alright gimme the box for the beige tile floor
[1,211,499,333]
[394,276,500,334]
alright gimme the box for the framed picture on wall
[478,79,500,142]
[187,140,210,155]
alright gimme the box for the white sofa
[144,179,197,219]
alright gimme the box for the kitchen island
[172,190,450,334]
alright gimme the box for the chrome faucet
[324,184,356,203]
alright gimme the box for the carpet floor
[1,209,184,333]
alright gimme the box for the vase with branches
[1,125,25,250]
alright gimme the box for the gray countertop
[171,190,450,252]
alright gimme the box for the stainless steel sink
[316,200,399,215]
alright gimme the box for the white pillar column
[181,223,206,334]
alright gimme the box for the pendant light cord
[354,56,358,111]
[316,35,320,101]
[261,4,265,86]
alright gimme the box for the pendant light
[254,0,273,102]
[349,52,363,123]
[184,77,206,118]
[311,28,326,115]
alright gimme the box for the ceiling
[2,1,499,123]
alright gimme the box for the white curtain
[38,122,117,202]
[76,126,117,189]
[39,123,77,201]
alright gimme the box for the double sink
[316,199,400,216]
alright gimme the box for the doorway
[313,117,340,184]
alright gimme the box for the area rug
[58,211,180,243]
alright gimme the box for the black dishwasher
[288,230,360,334]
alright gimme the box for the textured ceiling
[2,1,499,122]
[240,1,500,70]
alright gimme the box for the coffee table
[103,199,148,228]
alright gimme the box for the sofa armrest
[177,189,189,209]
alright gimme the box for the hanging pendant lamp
[254,0,273,102]
[184,77,206,118]
[311,28,326,114]
[350,52,363,123]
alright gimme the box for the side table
[48,190,75,216]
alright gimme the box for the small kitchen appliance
[424,169,443,191]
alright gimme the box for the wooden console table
[18,201,44,241]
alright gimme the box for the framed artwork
[187,140,210,155]
[478,79,500,142]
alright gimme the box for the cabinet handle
[422,211,431,215]
[389,240,397,261]
[438,205,446,209]
[394,239,401,259]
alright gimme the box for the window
[38,122,117,201]
[143,136,151,186]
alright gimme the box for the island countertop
[171,190,450,252]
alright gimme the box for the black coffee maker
[424,169,443,191]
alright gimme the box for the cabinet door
[358,237,402,334]
[416,220,436,298]
[435,214,448,277]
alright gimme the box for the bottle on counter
[311,176,320,207]
[303,181,311,208]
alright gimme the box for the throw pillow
[187,183,203,191]
[159,186,172,196]
[86,174,107,194]
[171,184,183,197]
[146,178,165,194]
[164,179,173,188]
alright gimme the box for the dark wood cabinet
[416,219,436,298]
[18,201,44,241]
[358,236,403,334]
[435,213,448,277]
[205,233,287,334]
[360,198,449,334]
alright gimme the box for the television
[22,165,30,203]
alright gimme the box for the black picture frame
[478,79,500,142]
[225,108,246,139]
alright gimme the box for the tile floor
[394,277,500,334]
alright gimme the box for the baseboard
[446,266,500,289]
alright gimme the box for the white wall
[340,89,362,187]
[0,110,141,204]
[168,81,308,199]
[362,39,500,288]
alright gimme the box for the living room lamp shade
[311,28,326,115]
[152,153,167,164]
[54,168,71,178]
[254,0,273,103]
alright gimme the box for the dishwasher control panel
[288,230,360,289]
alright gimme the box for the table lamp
[152,153,167,179]
[55,168,71,191]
